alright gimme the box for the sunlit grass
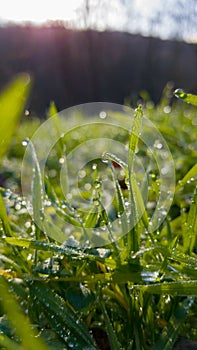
[0,79,197,349]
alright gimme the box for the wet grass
[0,77,197,349]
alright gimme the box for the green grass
[0,78,197,349]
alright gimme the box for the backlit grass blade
[0,74,31,163]
[102,151,149,230]
[171,250,197,269]
[0,334,23,350]
[174,89,197,106]
[48,101,65,157]
[4,237,116,268]
[184,186,197,253]
[175,163,197,192]
[106,159,129,237]
[0,194,13,237]
[84,207,99,228]
[128,105,143,172]
[48,102,68,194]
[136,280,197,296]
[26,139,44,231]
[0,277,49,350]
[128,105,143,254]
[26,140,66,243]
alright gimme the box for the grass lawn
[0,76,197,349]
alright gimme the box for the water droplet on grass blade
[22,138,29,147]
[92,163,97,170]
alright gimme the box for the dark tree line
[0,25,197,117]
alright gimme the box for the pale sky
[0,0,152,28]
[0,0,82,24]
[0,0,196,42]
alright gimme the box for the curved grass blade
[184,186,197,253]
[0,74,31,163]
[29,281,97,349]
[128,105,144,254]
[175,163,197,192]
[25,139,44,241]
[174,89,197,106]
[26,140,66,243]
[106,159,129,236]
[0,194,13,237]
[0,277,49,350]
[136,280,197,296]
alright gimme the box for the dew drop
[22,139,29,147]
[92,163,97,170]
[59,157,65,164]
[99,111,107,119]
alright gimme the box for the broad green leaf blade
[174,89,197,106]
[0,74,31,162]
[0,277,49,350]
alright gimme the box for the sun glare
[0,0,82,24]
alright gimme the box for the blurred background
[0,0,197,116]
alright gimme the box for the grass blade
[152,298,193,350]
[175,163,197,192]
[0,277,49,350]
[128,105,143,172]
[29,281,97,349]
[128,105,143,254]
[136,280,197,296]
[174,89,197,106]
[184,186,197,253]
[0,194,13,237]
[100,299,122,350]
[0,334,24,350]
[0,74,31,163]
